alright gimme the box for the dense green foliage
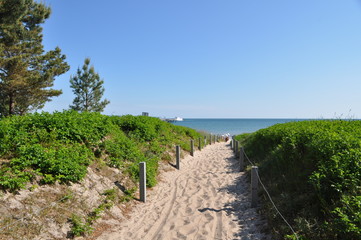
[0,111,203,191]
[236,120,361,240]
[69,58,109,112]
[0,0,69,116]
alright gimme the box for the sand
[97,142,270,240]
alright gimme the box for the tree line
[0,0,109,117]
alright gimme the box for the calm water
[172,118,308,135]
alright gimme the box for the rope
[241,147,299,240]
[255,170,299,240]
[243,150,255,166]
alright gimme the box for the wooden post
[176,145,180,170]
[199,137,202,150]
[209,135,212,145]
[190,139,194,156]
[139,162,146,202]
[235,141,239,158]
[204,136,207,145]
[240,147,244,172]
[251,166,259,208]
[233,137,236,153]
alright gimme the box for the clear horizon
[41,0,361,119]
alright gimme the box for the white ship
[172,117,183,121]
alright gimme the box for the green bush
[102,129,143,168]
[69,214,93,237]
[0,111,203,191]
[0,168,35,191]
[113,115,159,142]
[236,120,361,240]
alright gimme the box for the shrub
[69,214,93,237]
[0,111,203,191]
[236,120,361,239]
[103,129,143,168]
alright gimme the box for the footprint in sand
[96,142,271,240]
[176,231,187,239]
[204,212,215,222]
[202,192,209,199]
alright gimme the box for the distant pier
[160,117,183,122]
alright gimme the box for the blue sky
[41,0,361,118]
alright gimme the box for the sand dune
[97,142,270,240]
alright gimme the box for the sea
[171,118,308,136]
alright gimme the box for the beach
[96,142,270,240]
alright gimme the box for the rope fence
[0,134,223,235]
[0,136,298,239]
[233,139,299,240]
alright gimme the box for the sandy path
[98,142,270,240]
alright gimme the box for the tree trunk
[8,92,15,115]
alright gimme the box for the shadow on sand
[198,153,271,240]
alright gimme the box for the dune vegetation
[0,111,208,238]
[0,110,205,192]
[235,120,361,240]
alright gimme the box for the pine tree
[0,0,70,116]
[70,58,110,112]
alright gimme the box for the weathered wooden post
[204,136,207,145]
[176,145,180,170]
[239,147,244,172]
[199,137,202,150]
[190,139,194,157]
[233,137,236,153]
[235,141,239,158]
[139,162,146,202]
[209,135,212,145]
[251,166,259,208]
